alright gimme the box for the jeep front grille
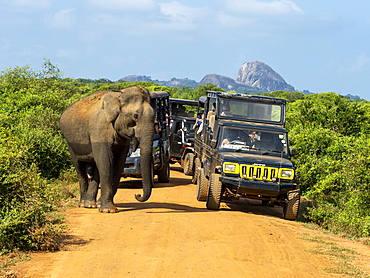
[240,165,278,181]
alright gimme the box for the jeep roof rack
[169,98,198,106]
[206,91,286,104]
[150,91,169,98]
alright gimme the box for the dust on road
[11,166,370,278]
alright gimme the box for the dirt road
[12,165,370,278]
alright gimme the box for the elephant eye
[127,120,136,127]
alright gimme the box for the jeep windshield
[218,126,288,154]
[217,98,284,124]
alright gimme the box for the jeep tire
[206,173,222,210]
[192,157,201,184]
[157,156,170,183]
[183,152,194,176]
[196,168,209,201]
[283,189,300,220]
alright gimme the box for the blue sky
[1,0,370,100]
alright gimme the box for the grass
[302,234,370,278]
[0,252,30,278]
[0,181,79,278]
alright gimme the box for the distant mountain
[237,61,295,92]
[119,61,294,93]
[119,75,198,88]
[199,74,254,91]
[120,75,153,82]
[161,77,198,88]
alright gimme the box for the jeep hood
[219,152,294,168]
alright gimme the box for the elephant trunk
[135,107,154,202]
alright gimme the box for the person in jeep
[193,109,204,135]
[220,127,285,154]
[255,132,284,152]
[220,102,232,117]
[220,128,252,147]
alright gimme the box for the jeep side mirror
[289,147,297,156]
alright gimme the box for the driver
[221,128,250,146]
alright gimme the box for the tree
[263,91,305,102]
[286,92,370,237]
[287,92,369,136]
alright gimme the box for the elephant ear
[102,92,121,123]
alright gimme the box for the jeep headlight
[223,162,239,174]
[280,169,293,179]
[225,164,236,172]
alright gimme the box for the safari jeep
[193,91,300,220]
[123,91,171,183]
[169,98,199,175]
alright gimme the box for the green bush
[0,143,67,252]
[287,93,370,237]
[0,62,83,253]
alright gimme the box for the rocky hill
[120,75,153,82]
[119,60,295,93]
[198,74,254,91]
[237,61,295,91]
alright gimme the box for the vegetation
[285,93,370,237]
[0,60,87,253]
[0,60,369,255]
[302,234,370,277]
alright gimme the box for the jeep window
[184,121,195,138]
[171,104,197,118]
[219,127,287,154]
[174,120,195,139]
[217,98,283,123]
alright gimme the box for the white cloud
[159,1,206,24]
[87,12,132,28]
[216,13,255,28]
[86,0,157,11]
[222,0,303,15]
[5,0,51,9]
[85,2,209,34]
[154,1,212,33]
[44,8,76,29]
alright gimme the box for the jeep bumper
[219,176,297,196]
[123,157,141,177]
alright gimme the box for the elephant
[59,86,155,213]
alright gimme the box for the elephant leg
[95,143,129,213]
[84,164,100,208]
[75,161,89,208]
[67,147,89,207]
[98,176,117,213]
[112,144,129,197]
[94,156,118,213]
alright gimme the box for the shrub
[287,93,370,237]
